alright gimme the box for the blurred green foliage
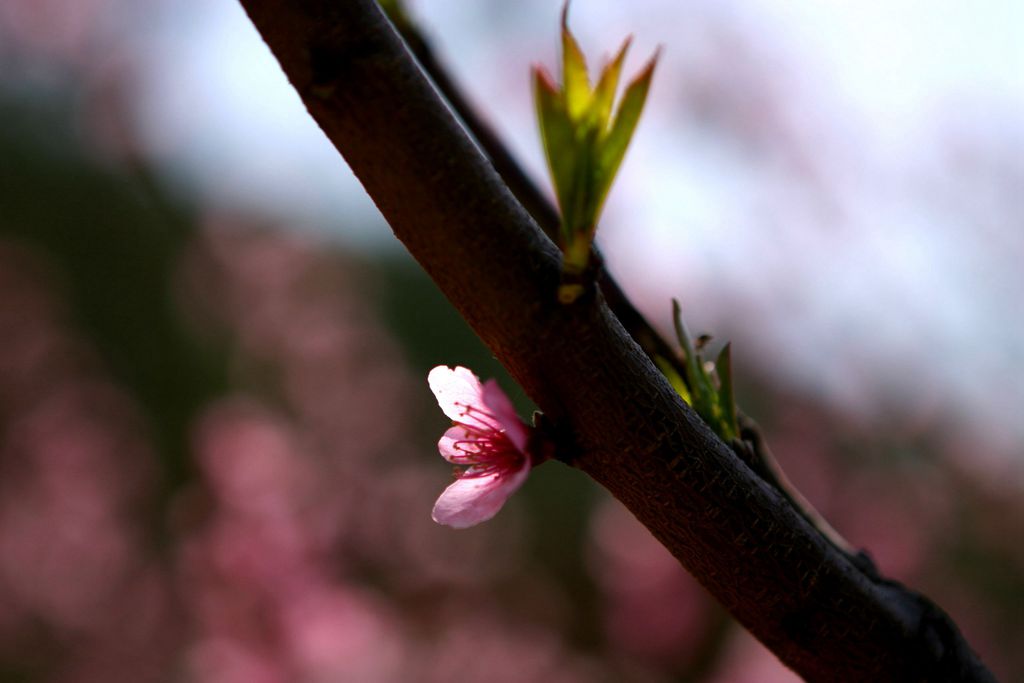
[0,94,227,508]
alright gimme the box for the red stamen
[452,401,503,432]
[447,432,525,479]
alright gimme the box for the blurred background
[0,0,1022,681]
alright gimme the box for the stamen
[446,431,525,480]
[452,401,503,431]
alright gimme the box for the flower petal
[428,365,494,428]
[481,379,530,453]
[438,425,475,462]
[431,461,531,528]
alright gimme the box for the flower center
[447,402,525,479]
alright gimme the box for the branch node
[532,411,582,466]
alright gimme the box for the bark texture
[236,1,994,681]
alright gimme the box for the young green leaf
[656,355,692,406]
[716,342,739,440]
[596,51,658,209]
[672,298,702,390]
[533,6,658,298]
[591,38,631,130]
[533,67,579,223]
[560,8,592,121]
[667,300,741,441]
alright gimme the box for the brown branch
[388,11,858,557]
[393,10,696,401]
[236,1,994,681]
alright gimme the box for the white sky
[133,0,1024,469]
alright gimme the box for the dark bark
[236,1,995,681]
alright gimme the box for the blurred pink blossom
[0,246,180,681]
[706,629,802,683]
[428,366,536,528]
[589,499,714,667]
[413,613,599,683]
[181,401,408,683]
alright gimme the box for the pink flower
[428,366,535,528]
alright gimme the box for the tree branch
[236,1,994,680]
[392,8,702,413]
[387,10,856,557]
